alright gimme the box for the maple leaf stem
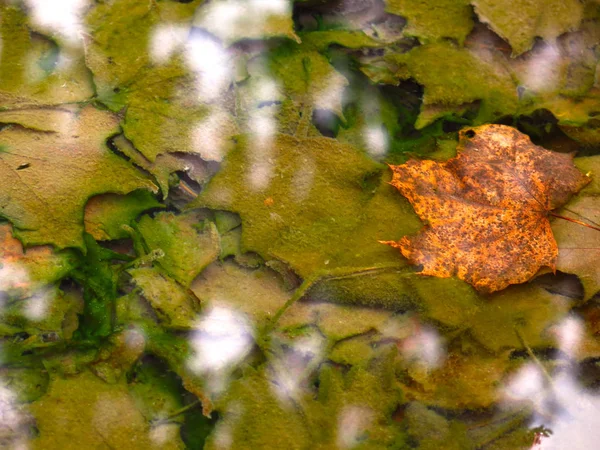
[549,212,600,232]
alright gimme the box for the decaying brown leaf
[383,124,590,293]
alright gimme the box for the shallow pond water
[0,0,600,448]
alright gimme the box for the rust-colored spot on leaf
[383,124,590,293]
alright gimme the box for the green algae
[84,0,160,102]
[472,0,584,56]
[0,223,75,300]
[300,29,384,51]
[404,402,472,450]
[0,286,80,345]
[268,43,349,119]
[385,41,518,127]
[84,190,163,241]
[194,0,300,44]
[111,134,219,198]
[0,105,157,249]
[129,267,201,330]
[0,5,94,108]
[137,211,220,287]
[1,0,598,447]
[190,260,290,324]
[204,367,311,450]
[121,63,239,162]
[194,133,420,280]
[86,0,239,162]
[385,0,474,45]
[29,371,171,450]
[71,234,124,339]
[356,20,600,132]
[306,363,406,448]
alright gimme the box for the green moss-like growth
[385,0,474,45]
[404,402,472,450]
[300,30,384,52]
[0,223,75,300]
[191,260,290,324]
[194,0,300,44]
[472,0,584,55]
[0,105,157,249]
[137,211,220,287]
[268,44,349,119]
[306,363,406,447]
[129,267,201,330]
[29,371,173,449]
[0,5,93,108]
[386,41,518,128]
[127,358,187,448]
[195,134,420,278]
[122,65,238,162]
[84,190,163,241]
[86,0,239,161]
[204,367,311,450]
[468,282,571,353]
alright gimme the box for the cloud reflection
[185,33,232,101]
[246,109,277,191]
[398,322,444,370]
[269,330,325,402]
[24,0,88,44]
[149,25,189,64]
[337,406,373,449]
[187,306,254,395]
[194,0,292,43]
[0,385,32,448]
[502,316,600,449]
[364,125,388,159]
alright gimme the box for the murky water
[0,0,599,448]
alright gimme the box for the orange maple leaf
[382,124,591,293]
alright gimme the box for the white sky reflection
[364,125,388,159]
[188,306,254,395]
[185,33,231,101]
[192,109,231,162]
[246,110,277,191]
[337,406,373,449]
[521,43,561,94]
[150,24,189,64]
[269,331,325,402]
[0,384,31,448]
[194,0,292,43]
[502,316,600,449]
[0,263,29,295]
[21,287,51,322]
[24,0,88,44]
[399,323,444,369]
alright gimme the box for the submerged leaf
[85,0,239,161]
[383,125,590,292]
[29,371,175,449]
[0,223,74,299]
[129,267,201,330]
[0,105,157,248]
[472,0,584,55]
[193,0,300,44]
[385,0,474,45]
[85,190,163,241]
[137,212,220,287]
[194,134,420,283]
[0,5,93,108]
